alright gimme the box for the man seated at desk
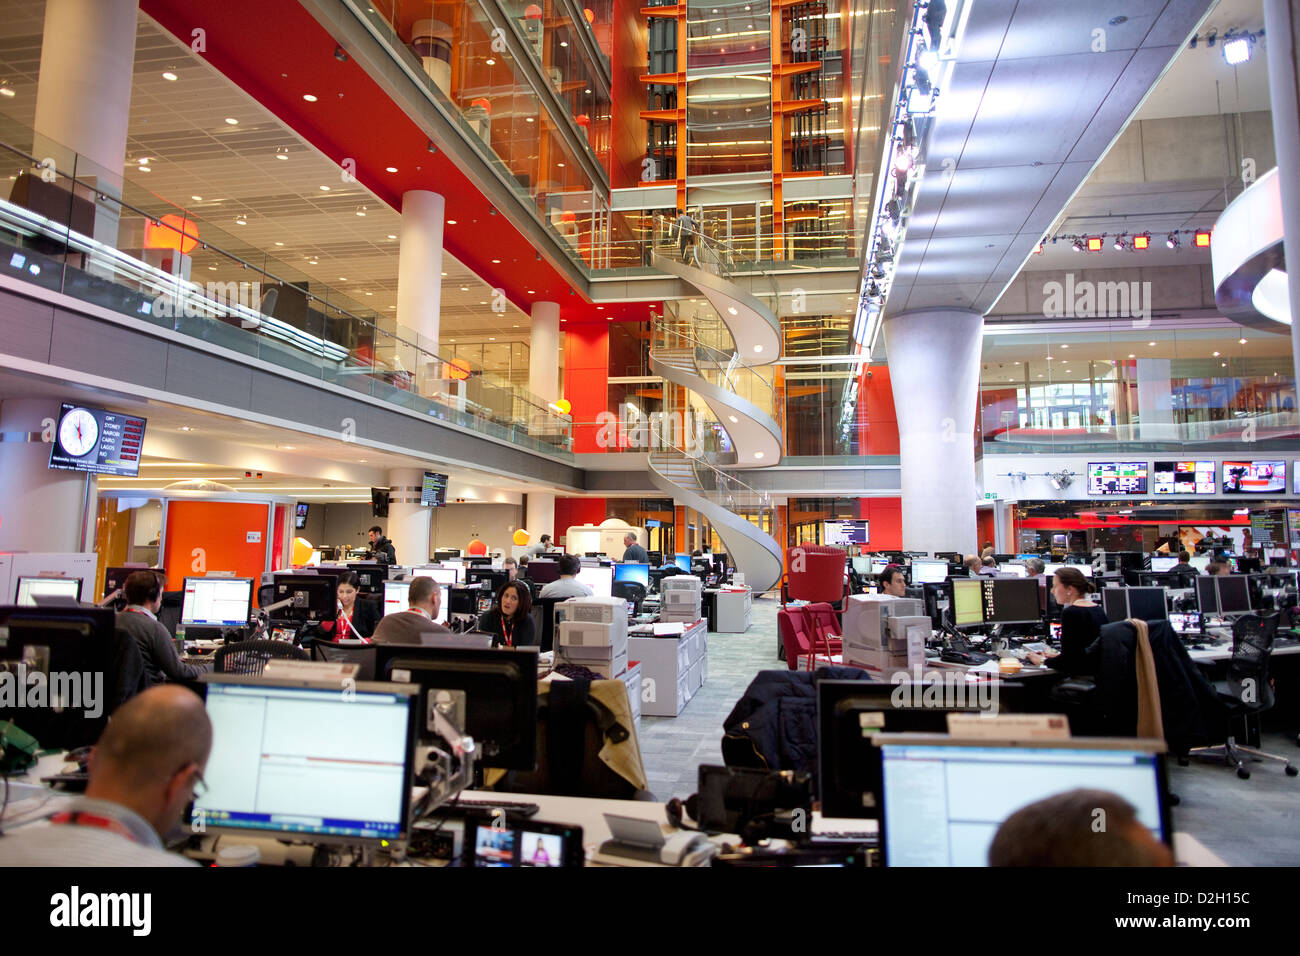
[0,686,210,867]
[117,570,207,685]
[372,576,451,645]
[878,565,907,597]
[539,554,594,599]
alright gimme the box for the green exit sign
[984,492,998,500]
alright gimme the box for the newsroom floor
[637,594,1300,866]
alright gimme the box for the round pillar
[396,190,445,378]
[0,399,95,552]
[1263,0,1300,388]
[385,468,431,566]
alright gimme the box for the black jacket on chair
[1093,619,1223,755]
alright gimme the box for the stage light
[1166,233,1179,249]
[1133,234,1150,250]
[1113,235,1127,251]
[1223,35,1251,65]
[1086,237,1103,252]
[1072,239,1084,253]
[1194,230,1211,247]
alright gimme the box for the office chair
[783,545,848,610]
[311,639,377,680]
[157,591,184,638]
[611,581,647,614]
[214,639,309,675]
[1187,613,1298,779]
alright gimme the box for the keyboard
[435,797,540,819]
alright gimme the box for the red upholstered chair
[794,604,842,670]
[783,545,849,609]
[777,609,810,670]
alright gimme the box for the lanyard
[501,618,514,647]
[50,811,139,844]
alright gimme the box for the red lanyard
[501,618,514,647]
[50,811,139,843]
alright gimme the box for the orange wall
[564,323,610,452]
[860,364,899,455]
[609,0,648,188]
[164,501,270,584]
[857,497,902,551]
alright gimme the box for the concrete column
[33,0,138,247]
[385,468,431,566]
[396,190,445,392]
[0,399,94,552]
[1134,358,1176,441]
[526,492,555,545]
[883,309,983,554]
[529,301,561,403]
[1264,0,1300,389]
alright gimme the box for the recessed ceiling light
[557,163,566,167]
[447,219,457,225]
[1148,341,1156,346]
[191,195,202,201]
[224,117,238,125]
[489,337,496,341]
[302,94,318,102]
[727,307,737,315]
[274,241,284,246]
[388,234,398,240]
[208,265,217,271]
[525,117,534,123]
[753,345,763,353]
[1212,351,1220,357]
[365,291,373,296]
[728,415,738,423]
[1128,353,1135,358]
[319,185,330,191]
[385,166,397,172]
[480,301,487,305]
[162,71,178,81]
[441,271,448,276]
[180,426,193,431]
[486,58,496,65]
[560,41,568,47]
[0,87,14,98]
[338,277,347,281]
[284,446,295,450]
[754,451,764,459]
[492,258,501,263]
[137,165,151,172]
[1239,337,1247,344]
[1060,344,1068,349]
[460,286,469,291]
[234,216,247,226]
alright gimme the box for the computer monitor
[180,577,254,627]
[383,580,449,625]
[817,680,1026,819]
[934,551,962,563]
[909,560,949,586]
[466,567,509,595]
[195,674,418,845]
[264,574,335,624]
[0,605,118,748]
[877,736,1171,866]
[673,554,692,572]
[374,645,537,770]
[1217,575,1251,614]
[347,563,389,594]
[412,566,459,587]
[15,576,83,606]
[1189,554,1211,572]
[523,560,561,585]
[1103,586,1167,622]
[647,550,663,566]
[949,579,984,627]
[1235,557,1262,575]
[982,578,1042,625]
[870,559,890,576]
[576,565,614,598]
[1195,576,1219,616]
[1150,556,1178,573]
[997,564,1028,578]
[433,549,461,563]
[850,556,872,576]
[1044,563,1092,578]
[103,565,152,599]
[614,563,650,589]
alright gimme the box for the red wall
[609,0,648,188]
[857,497,902,550]
[859,364,899,455]
[565,323,610,452]
[977,509,996,550]
[555,497,609,548]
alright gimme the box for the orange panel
[163,500,270,586]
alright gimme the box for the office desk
[1185,639,1300,664]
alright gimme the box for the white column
[397,190,445,394]
[884,309,983,554]
[1134,358,1176,441]
[1264,0,1300,389]
[529,301,561,403]
[385,468,431,567]
[0,400,94,552]
[526,492,555,547]
[32,0,137,247]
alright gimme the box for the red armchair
[783,545,849,607]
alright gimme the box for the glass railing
[652,307,781,426]
[651,437,777,531]
[0,132,572,458]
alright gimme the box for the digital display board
[1087,461,1148,496]
[48,403,146,477]
[1152,461,1215,495]
[1223,461,1285,494]
[421,472,448,507]
[824,520,869,546]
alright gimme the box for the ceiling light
[492,258,501,263]
[1086,237,1103,252]
[180,426,193,431]
[727,307,737,315]
[1113,236,1127,251]
[319,185,330,191]
[234,215,247,226]
[1166,233,1179,249]
[1071,239,1084,252]
[486,58,496,66]
[728,415,738,423]
[1060,344,1068,349]
[1133,234,1150,250]
[1194,230,1211,247]
[560,41,568,47]
[1239,337,1247,344]
[447,219,457,225]
[557,162,566,167]
[1223,35,1251,66]
[385,166,397,172]
[302,94,318,102]
[137,164,151,172]
[338,277,347,281]
[389,234,399,240]
[753,345,763,353]
[191,195,203,201]
[1213,351,1220,357]
[525,117,534,123]
[224,117,238,125]
[754,451,764,459]
[1148,341,1156,346]
[1128,354,1135,358]
[162,71,178,81]
[274,241,284,246]
[355,205,367,216]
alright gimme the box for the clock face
[59,407,99,458]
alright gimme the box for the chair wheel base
[1237,768,1251,779]
[1286,765,1299,777]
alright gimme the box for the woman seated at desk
[1026,566,1107,674]
[315,571,380,642]
[478,580,536,648]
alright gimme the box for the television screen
[47,403,147,477]
[1152,460,1215,495]
[421,472,448,507]
[1087,461,1148,496]
[295,503,310,517]
[824,520,869,546]
[1223,461,1285,494]
[371,487,389,517]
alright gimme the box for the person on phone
[315,572,379,641]
[1025,566,1107,674]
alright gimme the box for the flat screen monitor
[265,574,335,624]
[949,579,984,627]
[870,559,890,576]
[463,817,583,867]
[421,471,448,507]
[371,487,389,518]
[15,576,83,606]
[817,681,1026,819]
[466,567,509,595]
[1150,556,1178,572]
[1189,554,1211,572]
[1223,460,1286,494]
[412,566,459,587]
[195,675,418,845]
[0,605,118,748]
[374,645,538,770]
[180,577,253,627]
[981,578,1042,624]
[1195,576,1219,616]
[613,563,650,588]
[673,554,692,572]
[997,564,1028,578]
[1044,563,1092,578]
[1103,586,1167,623]
[1087,461,1148,496]
[524,560,561,585]
[347,563,388,594]
[850,557,872,575]
[433,550,461,562]
[576,565,614,598]
[1217,575,1251,614]
[909,560,949,585]
[1153,460,1215,495]
[383,580,448,625]
[824,519,869,546]
[877,737,1171,866]
[47,402,146,477]
[647,551,663,566]
[294,503,309,530]
[103,565,151,598]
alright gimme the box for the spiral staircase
[645,218,784,593]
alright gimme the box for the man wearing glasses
[0,686,212,866]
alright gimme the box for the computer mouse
[1191,644,1207,651]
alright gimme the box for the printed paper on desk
[652,622,685,636]
[946,713,1071,740]
[262,659,359,682]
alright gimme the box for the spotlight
[1086,237,1103,252]
[334,45,349,62]
[1072,238,1085,253]
[427,140,438,153]
[918,48,940,80]
[1113,235,1127,251]
[894,149,913,173]
[1194,230,1211,247]
[1206,30,1216,48]
[1223,35,1252,66]
[1166,233,1179,249]
[1133,234,1150,250]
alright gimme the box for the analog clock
[58,407,99,459]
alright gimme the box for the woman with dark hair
[477,580,536,648]
[318,571,380,641]
[1026,566,1107,674]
